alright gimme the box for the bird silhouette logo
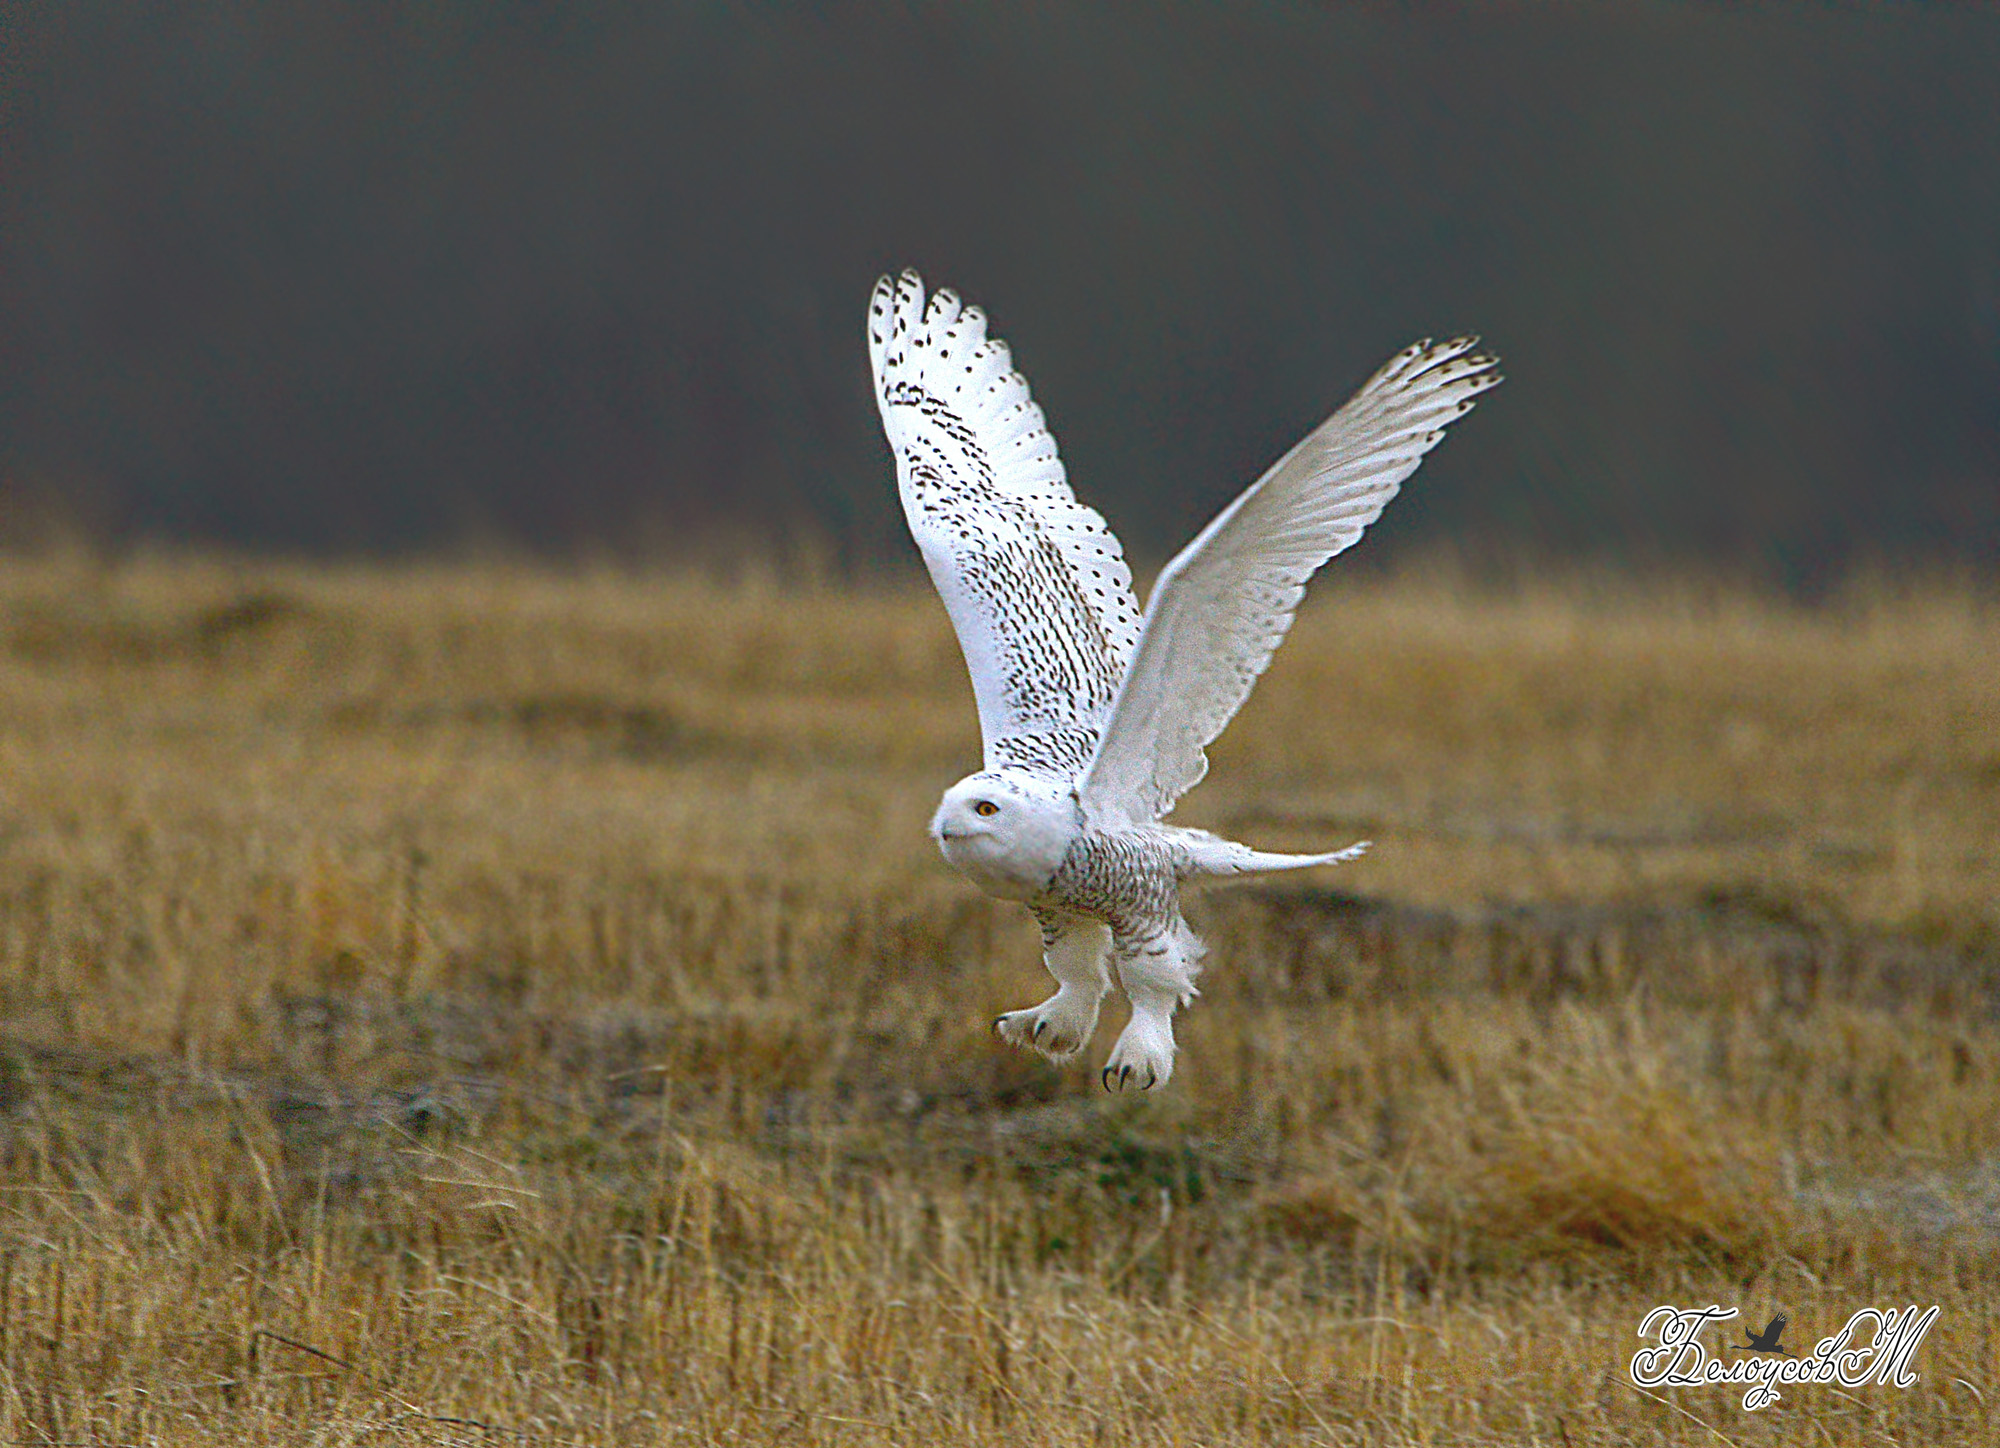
[1738,1313,1790,1355]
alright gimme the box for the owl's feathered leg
[995,909,1110,1062]
[1102,914,1205,1091]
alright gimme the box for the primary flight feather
[869,270,1499,1090]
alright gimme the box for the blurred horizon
[3,2,1996,590]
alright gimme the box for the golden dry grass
[0,551,1996,1445]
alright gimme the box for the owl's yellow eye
[974,800,999,817]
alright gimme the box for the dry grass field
[0,551,1996,1445]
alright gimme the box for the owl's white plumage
[870,270,1499,1089]
[869,275,1143,779]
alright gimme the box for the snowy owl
[868,271,1498,1090]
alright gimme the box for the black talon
[1101,1067,1115,1092]
[1032,1019,1046,1041]
[1143,1068,1157,1090]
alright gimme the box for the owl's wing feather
[869,271,1144,779]
[1079,337,1501,826]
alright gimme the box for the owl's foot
[1101,1007,1176,1092]
[994,984,1099,1062]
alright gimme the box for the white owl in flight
[868,271,1498,1090]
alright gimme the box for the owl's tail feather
[1175,830,1370,880]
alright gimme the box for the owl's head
[931,769,1078,901]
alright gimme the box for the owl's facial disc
[931,770,1076,901]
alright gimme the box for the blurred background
[2,1,1995,589]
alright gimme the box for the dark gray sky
[2,3,1996,585]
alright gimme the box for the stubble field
[0,552,1996,1445]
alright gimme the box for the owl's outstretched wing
[1079,336,1501,827]
[869,271,1143,779]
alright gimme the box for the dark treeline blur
[2,3,1996,586]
